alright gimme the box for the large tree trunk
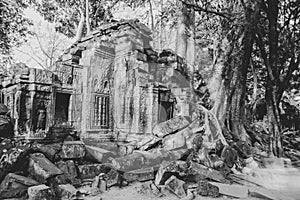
[75,8,85,41]
[176,0,195,73]
[85,0,91,35]
[266,81,282,156]
[213,1,260,141]
[148,0,154,31]
[265,0,282,156]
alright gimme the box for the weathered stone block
[162,127,193,150]
[108,148,188,172]
[58,184,77,200]
[196,181,219,197]
[188,162,227,183]
[61,141,85,159]
[123,166,158,182]
[78,164,112,180]
[209,182,248,198]
[28,184,54,200]
[28,153,63,183]
[137,136,161,151]
[85,145,117,163]
[33,143,62,161]
[165,175,186,198]
[55,160,80,184]
[0,173,39,198]
[155,160,188,186]
[106,167,120,188]
[152,116,191,138]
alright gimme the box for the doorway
[54,93,70,123]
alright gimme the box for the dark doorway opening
[55,93,70,123]
[158,101,174,123]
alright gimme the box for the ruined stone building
[0,20,193,140]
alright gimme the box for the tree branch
[15,49,46,70]
[278,54,300,98]
[255,30,275,81]
[34,34,51,59]
[178,0,231,20]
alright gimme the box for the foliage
[13,9,72,70]
[0,0,32,73]
[31,0,114,38]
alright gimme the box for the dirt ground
[84,182,262,200]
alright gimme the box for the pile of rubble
[0,116,294,200]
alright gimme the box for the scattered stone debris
[0,117,297,200]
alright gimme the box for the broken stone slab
[152,115,191,138]
[32,143,62,161]
[28,153,63,183]
[162,127,193,151]
[55,160,80,185]
[248,187,295,200]
[60,141,85,159]
[155,161,188,186]
[137,135,161,151]
[106,167,120,188]
[0,173,39,198]
[28,184,55,200]
[165,175,186,199]
[79,164,113,180]
[209,182,248,198]
[78,164,113,180]
[188,162,227,183]
[58,184,77,200]
[196,180,219,198]
[85,145,117,163]
[108,148,189,172]
[123,165,159,182]
[118,143,136,156]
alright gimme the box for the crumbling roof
[63,19,152,57]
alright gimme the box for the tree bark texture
[176,0,195,73]
[213,0,260,141]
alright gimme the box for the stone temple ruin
[0,20,290,200]
[0,20,193,140]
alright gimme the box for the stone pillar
[13,89,22,135]
[79,48,94,138]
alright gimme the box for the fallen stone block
[118,143,136,156]
[209,182,248,198]
[123,166,158,182]
[196,181,219,198]
[152,115,191,138]
[138,136,161,151]
[60,141,85,159]
[108,148,188,172]
[55,160,80,185]
[33,143,62,161]
[188,162,227,183]
[0,173,39,198]
[28,153,63,183]
[106,168,120,187]
[85,145,117,163]
[249,187,295,200]
[79,164,110,179]
[162,127,192,150]
[28,184,55,200]
[58,184,77,199]
[78,164,112,180]
[136,181,163,197]
[155,161,188,185]
[165,175,186,198]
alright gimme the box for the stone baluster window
[93,95,109,128]
[92,78,110,129]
